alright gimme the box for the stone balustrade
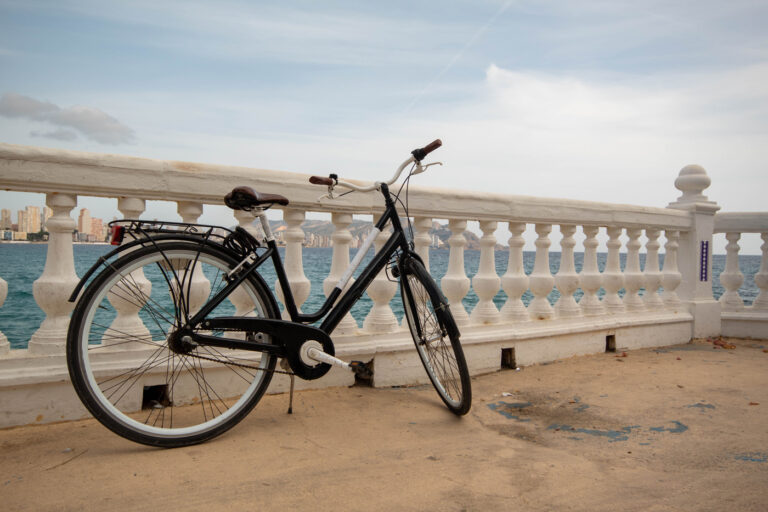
[0,142,766,428]
[713,212,768,338]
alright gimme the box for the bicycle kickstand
[280,358,295,414]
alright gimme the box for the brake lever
[411,161,442,175]
[317,183,338,202]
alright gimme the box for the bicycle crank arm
[306,347,349,369]
[306,348,372,379]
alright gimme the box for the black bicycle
[66,139,471,447]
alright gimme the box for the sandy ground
[2,337,767,512]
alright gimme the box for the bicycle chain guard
[195,317,335,381]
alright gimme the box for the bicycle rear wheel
[400,258,471,415]
[67,241,279,447]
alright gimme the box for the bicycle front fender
[399,254,460,340]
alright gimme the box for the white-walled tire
[400,259,471,415]
[67,242,278,447]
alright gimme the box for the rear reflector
[110,225,125,245]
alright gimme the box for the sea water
[0,243,760,349]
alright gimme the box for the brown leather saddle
[224,186,289,210]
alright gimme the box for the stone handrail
[0,142,766,428]
[0,143,691,227]
[714,212,768,233]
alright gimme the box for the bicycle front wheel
[67,241,279,447]
[400,258,471,415]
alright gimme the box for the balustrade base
[687,299,722,338]
[721,311,768,339]
[2,309,746,430]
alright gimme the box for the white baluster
[579,226,604,316]
[175,202,211,317]
[275,209,311,318]
[28,193,79,355]
[413,217,432,271]
[400,216,434,329]
[217,210,261,342]
[719,232,745,311]
[470,221,500,325]
[661,230,683,311]
[323,212,358,334]
[100,198,152,349]
[363,226,398,333]
[441,219,471,326]
[501,222,529,322]
[0,276,8,355]
[229,209,260,322]
[623,228,645,312]
[643,228,664,310]
[555,225,580,318]
[753,233,768,311]
[528,224,555,320]
[603,227,625,313]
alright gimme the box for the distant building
[17,209,26,234]
[90,217,104,241]
[25,206,41,234]
[0,209,11,230]
[78,208,91,237]
[42,207,52,230]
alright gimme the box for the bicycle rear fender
[67,234,278,319]
[69,234,202,302]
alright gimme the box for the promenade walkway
[3,338,767,511]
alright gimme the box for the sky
[0,0,766,253]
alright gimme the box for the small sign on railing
[700,240,709,282]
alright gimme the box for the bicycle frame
[186,182,411,337]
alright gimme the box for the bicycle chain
[187,350,295,376]
[185,329,295,376]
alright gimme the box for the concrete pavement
[2,337,767,511]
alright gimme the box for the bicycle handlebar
[309,175,335,186]
[411,139,442,162]
[309,140,442,199]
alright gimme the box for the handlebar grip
[411,139,442,161]
[309,176,334,186]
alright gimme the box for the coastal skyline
[0,204,109,242]
[1,1,766,253]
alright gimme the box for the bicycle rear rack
[108,219,261,258]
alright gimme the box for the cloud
[0,92,135,144]
[30,128,78,141]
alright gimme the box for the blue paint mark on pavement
[650,421,689,434]
[547,424,641,442]
[488,401,533,422]
[568,397,589,412]
[687,403,715,411]
[734,452,767,463]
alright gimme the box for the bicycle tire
[400,258,472,415]
[67,241,279,447]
